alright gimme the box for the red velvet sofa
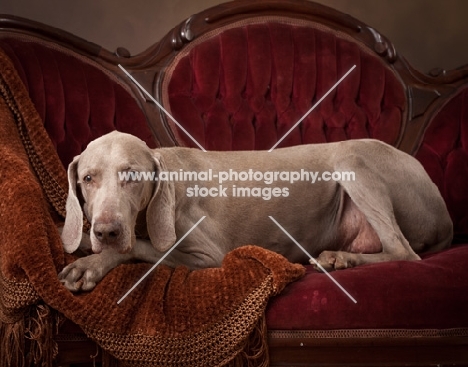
[1,0,468,365]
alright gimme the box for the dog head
[61,131,176,254]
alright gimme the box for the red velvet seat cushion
[266,245,468,330]
[0,38,156,167]
[163,19,406,151]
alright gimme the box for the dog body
[59,132,452,292]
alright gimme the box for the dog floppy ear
[61,155,83,253]
[146,152,177,252]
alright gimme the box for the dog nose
[93,222,122,244]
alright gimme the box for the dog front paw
[59,254,105,292]
[313,251,351,272]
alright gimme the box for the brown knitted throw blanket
[0,49,305,366]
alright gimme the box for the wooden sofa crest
[1,0,468,365]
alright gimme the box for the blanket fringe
[0,314,25,367]
[25,304,60,367]
[0,304,60,367]
[226,314,270,367]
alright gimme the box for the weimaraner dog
[59,131,453,292]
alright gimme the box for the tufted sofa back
[0,36,156,167]
[416,87,468,234]
[161,18,406,151]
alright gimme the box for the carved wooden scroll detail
[171,17,194,50]
[365,26,397,63]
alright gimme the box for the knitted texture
[0,47,305,366]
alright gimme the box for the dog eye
[83,175,93,183]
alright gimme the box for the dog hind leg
[314,154,420,271]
